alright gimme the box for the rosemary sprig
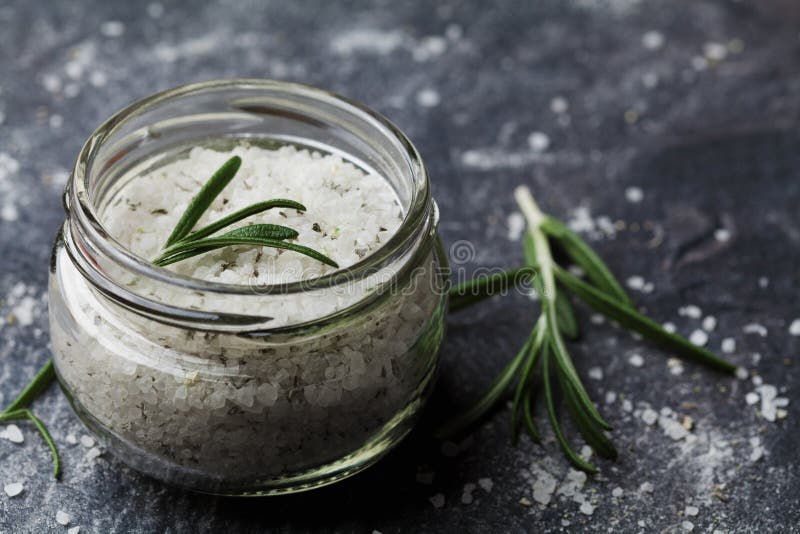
[439,185,736,472]
[153,156,338,269]
[0,360,60,478]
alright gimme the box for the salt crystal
[639,481,654,494]
[689,329,708,347]
[147,3,164,18]
[56,511,70,525]
[429,493,445,508]
[461,482,477,504]
[579,501,595,515]
[642,31,664,50]
[758,277,769,288]
[702,316,717,332]
[100,20,125,37]
[642,72,659,89]
[65,433,77,444]
[685,505,699,516]
[626,275,645,290]
[590,314,605,325]
[642,408,658,425]
[86,447,103,461]
[667,358,684,376]
[703,42,727,61]
[67,528,80,534]
[507,212,525,241]
[628,354,644,367]
[742,323,767,337]
[527,132,550,153]
[624,187,643,204]
[612,487,623,498]
[605,391,617,404]
[532,471,557,505]
[2,424,24,443]
[682,520,695,532]
[735,367,749,380]
[789,319,800,336]
[721,338,736,354]
[588,367,603,380]
[4,482,23,497]
[745,392,759,406]
[714,229,731,242]
[79,435,95,448]
[678,305,702,319]
[478,477,493,492]
[416,89,440,108]
[622,399,633,412]
[550,97,568,114]
[662,322,677,333]
[519,497,532,507]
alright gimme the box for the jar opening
[64,79,435,330]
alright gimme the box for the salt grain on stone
[624,187,643,204]
[461,483,477,504]
[639,481,654,494]
[2,424,24,443]
[588,367,603,380]
[662,322,677,334]
[4,482,23,497]
[478,477,493,492]
[507,212,525,241]
[79,435,95,448]
[742,323,767,337]
[685,505,699,517]
[682,520,695,532]
[629,354,644,367]
[579,501,595,516]
[429,493,445,509]
[721,338,736,354]
[678,305,702,319]
[612,487,623,498]
[68,528,81,534]
[642,31,664,50]
[702,316,717,332]
[642,408,658,425]
[689,329,708,347]
[789,319,800,336]
[527,132,550,153]
[626,275,645,290]
[416,88,441,108]
[745,392,759,406]
[56,511,70,525]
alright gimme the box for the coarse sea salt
[3,482,23,497]
[52,143,442,484]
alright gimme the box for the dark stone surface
[0,0,798,532]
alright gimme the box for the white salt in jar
[48,79,447,495]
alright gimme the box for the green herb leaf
[0,408,61,478]
[448,267,535,313]
[541,217,632,306]
[521,389,542,443]
[553,265,737,374]
[542,345,598,473]
[511,321,545,444]
[164,156,242,247]
[155,235,338,268]
[557,372,618,460]
[177,199,306,244]
[4,360,55,413]
[555,291,579,340]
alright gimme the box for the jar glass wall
[48,80,447,495]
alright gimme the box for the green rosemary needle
[153,156,338,268]
[439,185,736,473]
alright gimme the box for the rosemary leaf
[510,320,545,444]
[557,372,618,460]
[155,236,338,268]
[448,267,534,313]
[555,292,579,340]
[542,344,598,473]
[553,265,737,374]
[3,360,55,413]
[164,156,242,247]
[541,217,632,306]
[521,389,542,443]
[435,329,536,439]
[177,199,307,244]
[0,409,61,478]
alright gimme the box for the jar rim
[69,78,432,291]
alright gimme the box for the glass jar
[48,79,447,495]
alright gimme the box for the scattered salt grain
[626,275,645,290]
[689,329,708,347]
[628,354,644,367]
[667,358,684,376]
[678,305,702,319]
[416,88,440,108]
[527,132,550,153]
[478,477,493,492]
[1,424,24,443]
[507,212,525,241]
[703,42,727,61]
[622,399,633,412]
[749,437,764,462]
[639,481,654,494]
[532,470,557,505]
[605,391,617,404]
[429,493,445,509]
[550,96,568,114]
[519,497,532,507]
[461,482,477,504]
[42,73,62,93]
[147,2,164,18]
[624,187,643,204]
[685,505,699,517]
[789,319,800,336]
[742,323,767,337]
[79,435,95,448]
[714,229,731,242]
[745,392,759,406]
[758,276,769,288]
[702,316,717,332]
[100,20,125,37]
[735,367,749,380]
[65,433,77,445]
[642,408,658,425]
[612,487,623,498]
[682,520,695,532]
[721,338,736,354]
[591,314,605,325]
[56,510,70,525]
[4,482,23,497]
[68,528,81,534]
[579,501,595,516]
[642,71,659,89]
[86,447,103,461]
[588,367,603,380]
[642,31,664,50]
[662,322,677,334]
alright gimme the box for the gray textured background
[0,0,798,532]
